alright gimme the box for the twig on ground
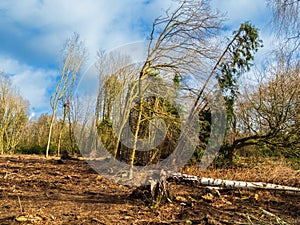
[261,209,289,225]
[17,195,23,213]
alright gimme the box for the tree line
[0,0,299,169]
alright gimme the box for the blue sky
[0,0,273,116]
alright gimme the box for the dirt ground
[0,155,299,225]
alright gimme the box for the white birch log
[166,171,300,195]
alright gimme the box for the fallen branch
[261,209,289,225]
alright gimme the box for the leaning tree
[46,33,87,158]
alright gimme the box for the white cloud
[0,0,174,114]
[0,55,56,113]
[0,0,173,64]
[0,0,277,115]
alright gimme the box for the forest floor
[0,154,299,225]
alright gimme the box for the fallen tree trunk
[165,170,300,195]
[132,169,300,206]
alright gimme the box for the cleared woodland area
[0,0,299,224]
[0,154,299,225]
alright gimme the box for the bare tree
[72,94,101,157]
[0,72,29,154]
[46,33,87,158]
[96,49,147,161]
[267,0,300,49]
[125,0,222,178]
[94,0,222,181]
[234,56,300,154]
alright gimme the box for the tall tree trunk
[0,134,4,155]
[113,82,139,159]
[57,105,68,156]
[129,96,144,179]
[68,110,76,155]
[46,112,56,158]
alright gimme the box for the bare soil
[0,155,299,224]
